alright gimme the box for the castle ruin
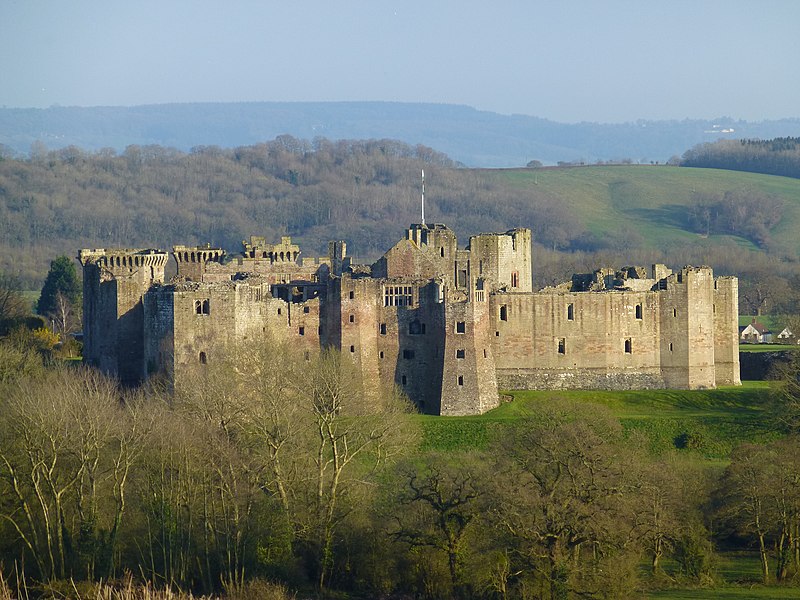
[79,224,740,415]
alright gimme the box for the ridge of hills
[2,132,799,318]
[3,101,800,167]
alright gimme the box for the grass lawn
[415,383,779,458]
[740,344,799,353]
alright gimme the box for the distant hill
[2,102,800,167]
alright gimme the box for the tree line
[2,335,800,598]
[681,137,800,179]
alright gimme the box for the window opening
[350,345,355,353]
[303,306,310,313]
[567,303,574,321]
[625,338,632,353]
[635,304,642,320]
[199,351,207,364]
[349,314,355,323]
[456,349,465,359]
[409,320,425,335]
[458,375,464,386]
[403,349,415,359]
[669,342,673,352]
[558,338,566,354]
[511,271,519,288]
[500,305,508,321]
[299,327,305,336]
[380,323,387,335]
[401,375,407,385]
[195,299,210,315]
[349,290,354,299]
[384,285,413,307]
[456,321,466,334]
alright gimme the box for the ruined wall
[492,289,664,390]
[372,224,459,284]
[143,286,175,382]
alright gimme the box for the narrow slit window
[349,291,354,299]
[669,342,673,352]
[558,338,566,354]
[401,375,407,385]
[456,321,466,334]
[500,305,508,321]
[458,375,464,386]
[635,304,642,320]
[567,303,574,321]
[350,345,355,353]
[380,323,387,335]
[299,326,305,336]
[199,351,207,364]
[511,271,519,288]
[625,338,632,353]
[349,314,355,323]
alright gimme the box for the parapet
[79,248,169,270]
[173,244,225,264]
[243,235,300,263]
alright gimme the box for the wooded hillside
[2,137,800,316]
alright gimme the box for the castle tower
[172,244,225,281]
[468,229,532,293]
[328,240,347,276]
[79,248,169,384]
[439,283,499,415]
[713,276,741,386]
[658,267,717,389]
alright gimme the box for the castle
[79,223,740,415]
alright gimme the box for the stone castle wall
[80,223,740,414]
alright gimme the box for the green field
[416,383,778,459]
[492,165,800,256]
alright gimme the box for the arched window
[199,351,207,364]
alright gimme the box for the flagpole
[421,169,426,225]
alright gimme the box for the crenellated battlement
[173,244,225,264]
[79,248,169,270]
[243,235,300,263]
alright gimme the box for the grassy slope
[416,382,777,459]
[491,165,800,256]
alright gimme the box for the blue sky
[2,0,799,123]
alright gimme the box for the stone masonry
[79,223,740,415]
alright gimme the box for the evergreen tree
[37,256,81,319]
